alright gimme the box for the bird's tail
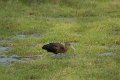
[42,45,47,49]
[42,45,45,49]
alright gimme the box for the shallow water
[0,54,74,65]
[15,34,40,39]
[0,46,11,53]
[0,54,37,65]
[109,45,120,49]
[97,52,113,57]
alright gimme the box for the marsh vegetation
[0,0,120,80]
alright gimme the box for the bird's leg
[62,52,67,57]
[54,53,58,57]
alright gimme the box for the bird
[42,42,75,54]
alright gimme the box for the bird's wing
[52,45,60,50]
[47,43,59,50]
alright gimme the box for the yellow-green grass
[0,0,120,80]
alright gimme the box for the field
[0,0,120,80]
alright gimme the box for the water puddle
[0,54,42,65]
[0,46,11,53]
[97,52,113,57]
[109,45,120,49]
[15,34,40,39]
[0,53,75,65]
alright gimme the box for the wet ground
[97,52,113,57]
[0,46,10,52]
[109,45,120,49]
[0,54,75,65]
[0,34,120,65]
[0,54,38,65]
[0,34,72,65]
[0,46,12,54]
[14,34,40,39]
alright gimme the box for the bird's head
[64,41,76,54]
[64,42,71,47]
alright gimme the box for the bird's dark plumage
[42,42,70,54]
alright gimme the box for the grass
[0,0,120,80]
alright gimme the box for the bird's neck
[64,45,69,50]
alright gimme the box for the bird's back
[42,43,67,54]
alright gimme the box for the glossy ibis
[42,42,75,54]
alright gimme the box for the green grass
[0,0,120,80]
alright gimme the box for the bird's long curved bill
[70,45,76,54]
